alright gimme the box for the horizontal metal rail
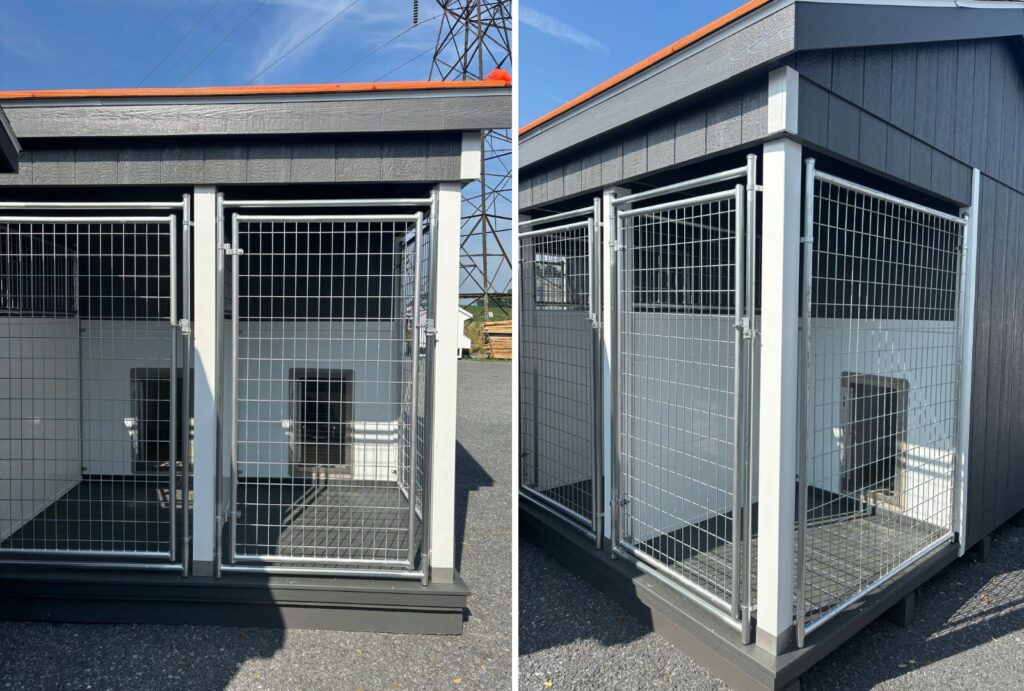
[232,214,420,223]
[520,486,595,529]
[518,206,595,228]
[232,554,414,567]
[617,189,736,219]
[612,545,742,631]
[813,170,967,224]
[803,532,954,638]
[0,201,186,210]
[0,560,184,572]
[518,219,591,238]
[612,166,748,207]
[223,198,432,209]
[0,215,176,223]
[220,564,425,580]
[0,548,173,560]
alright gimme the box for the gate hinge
[608,240,625,252]
[177,319,192,336]
[424,318,438,337]
[618,496,630,507]
[220,243,244,256]
[736,317,753,339]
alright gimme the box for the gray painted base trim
[522,501,959,690]
[0,566,469,634]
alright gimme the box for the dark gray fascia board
[793,2,1024,52]
[519,2,797,170]
[0,107,19,173]
[1,89,511,141]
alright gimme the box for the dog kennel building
[0,77,510,633]
[518,0,1024,687]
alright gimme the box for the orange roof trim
[519,0,774,135]
[0,77,511,101]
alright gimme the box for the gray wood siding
[520,82,767,210]
[1,92,511,140]
[796,38,1024,199]
[967,176,1024,547]
[0,135,463,186]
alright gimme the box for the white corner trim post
[428,182,462,584]
[756,137,803,653]
[601,186,629,541]
[956,168,981,556]
[461,132,483,181]
[191,186,218,577]
[768,65,799,137]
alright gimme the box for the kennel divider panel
[0,213,184,568]
[227,212,427,573]
[518,207,602,542]
[795,161,967,645]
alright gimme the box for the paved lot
[520,525,1024,690]
[0,360,512,691]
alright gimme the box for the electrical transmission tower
[423,0,512,320]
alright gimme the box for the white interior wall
[805,318,959,528]
[623,314,760,542]
[234,320,406,482]
[0,317,82,540]
[79,320,172,476]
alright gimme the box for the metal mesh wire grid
[519,221,598,529]
[0,218,181,561]
[798,169,966,636]
[230,216,424,569]
[616,192,741,608]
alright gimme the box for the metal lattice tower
[426,0,512,317]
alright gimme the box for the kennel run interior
[0,77,510,633]
[518,1,1024,687]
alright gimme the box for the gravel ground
[520,524,1024,690]
[0,360,512,691]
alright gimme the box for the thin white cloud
[519,6,607,53]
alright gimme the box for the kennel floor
[625,490,948,617]
[232,480,421,567]
[1,478,178,555]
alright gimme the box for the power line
[375,45,433,81]
[175,0,270,86]
[102,0,188,86]
[156,0,251,86]
[137,0,227,87]
[245,0,364,85]
[330,14,440,82]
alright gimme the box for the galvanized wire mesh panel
[797,167,966,639]
[0,217,181,562]
[518,218,599,530]
[230,215,423,569]
[616,191,742,609]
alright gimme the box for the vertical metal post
[168,214,178,562]
[408,211,424,570]
[422,189,439,585]
[213,193,224,578]
[742,154,758,643]
[731,183,746,620]
[182,194,192,576]
[229,214,240,563]
[795,157,816,648]
[609,206,623,554]
[590,198,603,549]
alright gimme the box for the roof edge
[0,78,511,102]
[519,0,775,136]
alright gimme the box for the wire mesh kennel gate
[217,196,436,580]
[518,203,603,546]
[609,160,759,636]
[0,198,193,572]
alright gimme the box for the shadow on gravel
[803,523,1024,689]
[454,439,495,573]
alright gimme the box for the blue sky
[0,0,446,90]
[518,0,746,125]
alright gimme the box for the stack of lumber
[482,320,512,359]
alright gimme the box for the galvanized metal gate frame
[0,198,192,573]
[517,201,603,548]
[795,160,967,646]
[609,159,758,639]
[216,196,433,580]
